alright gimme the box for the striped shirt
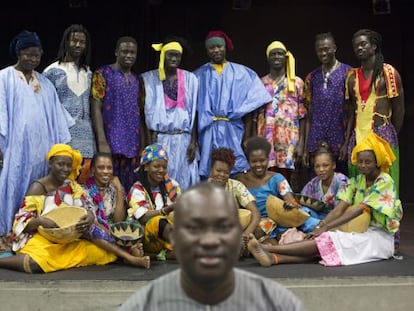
[119,268,305,311]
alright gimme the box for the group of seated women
[0,130,403,273]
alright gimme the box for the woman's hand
[305,222,328,240]
[37,216,58,229]
[75,211,95,233]
[111,176,123,192]
[186,143,196,163]
[163,204,175,215]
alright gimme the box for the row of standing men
[0,25,404,236]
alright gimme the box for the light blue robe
[141,69,199,190]
[0,66,74,235]
[194,62,272,178]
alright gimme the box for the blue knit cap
[9,30,42,59]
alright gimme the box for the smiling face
[145,159,168,187]
[16,46,42,72]
[207,44,226,64]
[210,160,231,187]
[248,149,268,178]
[315,38,336,65]
[115,41,137,70]
[172,185,242,285]
[49,155,73,184]
[92,156,113,187]
[314,153,336,183]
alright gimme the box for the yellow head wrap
[266,41,296,94]
[351,132,396,173]
[151,42,183,81]
[46,144,83,180]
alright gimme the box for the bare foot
[130,242,144,257]
[247,234,276,267]
[125,255,151,269]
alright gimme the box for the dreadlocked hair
[353,29,384,89]
[136,165,168,208]
[211,147,236,170]
[57,24,91,70]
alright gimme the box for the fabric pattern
[194,62,272,177]
[141,69,199,190]
[301,172,349,213]
[91,65,140,158]
[43,61,96,158]
[0,67,74,235]
[119,268,305,311]
[258,75,306,169]
[224,178,255,208]
[337,172,402,233]
[304,63,351,155]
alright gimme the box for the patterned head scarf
[205,30,234,51]
[9,30,42,59]
[266,41,296,94]
[351,132,396,173]
[46,144,83,180]
[151,41,183,81]
[140,143,179,201]
[140,143,169,165]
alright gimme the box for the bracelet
[160,208,167,216]
[315,220,326,229]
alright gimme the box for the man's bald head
[174,182,239,226]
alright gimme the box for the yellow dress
[12,181,117,273]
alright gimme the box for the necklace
[322,60,339,89]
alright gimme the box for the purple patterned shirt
[91,65,140,157]
[304,63,351,155]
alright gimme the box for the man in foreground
[119,182,304,310]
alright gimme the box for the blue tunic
[141,69,199,190]
[43,61,95,158]
[0,66,73,235]
[194,62,272,178]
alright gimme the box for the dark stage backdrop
[2,0,413,201]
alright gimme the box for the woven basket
[110,221,143,247]
[37,206,87,244]
[239,209,252,229]
[266,195,310,228]
[336,205,371,233]
[293,193,326,212]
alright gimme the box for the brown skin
[235,149,298,241]
[91,40,139,154]
[14,46,42,83]
[303,38,339,166]
[90,155,150,269]
[63,31,87,66]
[341,34,405,160]
[263,48,305,163]
[209,160,260,238]
[313,153,336,194]
[171,184,242,305]
[248,150,380,265]
[143,49,198,163]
